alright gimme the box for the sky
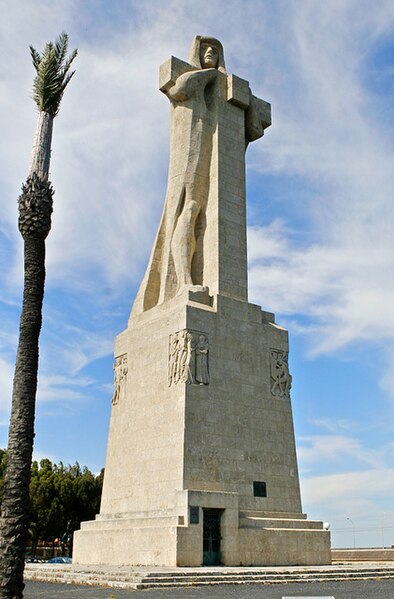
[0,0,393,549]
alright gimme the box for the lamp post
[347,517,356,549]
[381,512,386,548]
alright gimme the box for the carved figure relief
[270,349,292,399]
[169,330,209,386]
[112,354,128,405]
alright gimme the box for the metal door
[203,509,222,565]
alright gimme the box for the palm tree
[0,33,77,599]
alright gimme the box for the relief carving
[112,354,128,405]
[169,330,209,386]
[270,349,292,399]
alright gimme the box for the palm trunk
[0,236,46,599]
[28,111,53,181]
[0,131,53,597]
[0,32,75,598]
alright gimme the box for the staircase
[24,563,394,590]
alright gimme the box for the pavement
[23,578,394,598]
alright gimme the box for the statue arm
[245,92,271,145]
[166,68,218,101]
[245,91,264,143]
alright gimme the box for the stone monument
[73,36,331,567]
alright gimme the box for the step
[28,572,394,590]
[239,517,323,530]
[138,575,394,589]
[239,510,308,520]
[24,564,394,590]
[80,515,180,530]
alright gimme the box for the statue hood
[188,35,226,74]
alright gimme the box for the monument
[73,36,331,567]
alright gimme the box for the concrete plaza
[24,578,394,599]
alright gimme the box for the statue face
[200,43,219,69]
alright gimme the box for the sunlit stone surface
[73,36,330,567]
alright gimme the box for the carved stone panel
[270,349,292,399]
[112,354,128,405]
[169,330,209,386]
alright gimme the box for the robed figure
[131,36,265,316]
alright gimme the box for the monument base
[73,490,330,566]
[73,290,330,567]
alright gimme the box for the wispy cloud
[308,418,354,434]
[301,467,394,547]
[242,3,394,413]
[298,434,385,470]
[303,468,394,505]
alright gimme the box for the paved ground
[23,579,394,598]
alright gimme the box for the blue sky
[1,0,393,549]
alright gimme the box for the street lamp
[347,517,356,549]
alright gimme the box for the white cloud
[247,0,394,345]
[301,469,394,547]
[298,434,385,470]
[297,425,394,546]
[37,372,95,404]
[40,320,114,376]
[308,418,353,434]
[303,468,394,505]
[379,347,394,396]
[249,228,394,348]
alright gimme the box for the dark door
[203,509,222,565]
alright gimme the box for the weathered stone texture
[73,35,330,567]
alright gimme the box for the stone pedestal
[73,289,330,566]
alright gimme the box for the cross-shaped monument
[131,35,271,314]
[74,36,330,569]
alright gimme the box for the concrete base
[73,291,330,567]
[73,489,330,567]
[332,548,394,561]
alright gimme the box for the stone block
[227,74,250,108]
[159,56,196,93]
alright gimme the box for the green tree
[0,33,77,599]
[28,459,103,556]
[29,459,62,555]
[1,452,103,559]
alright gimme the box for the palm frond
[29,46,41,70]
[62,48,78,77]
[54,32,68,67]
[30,32,77,117]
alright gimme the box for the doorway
[203,509,222,565]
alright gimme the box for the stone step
[141,573,394,587]
[142,564,394,578]
[26,565,394,576]
[24,573,394,591]
[140,575,394,589]
[27,566,394,577]
[96,508,175,521]
[239,510,308,520]
[142,570,394,580]
[24,564,394,590]
[239,516,323,530]
[80,515,180,530]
